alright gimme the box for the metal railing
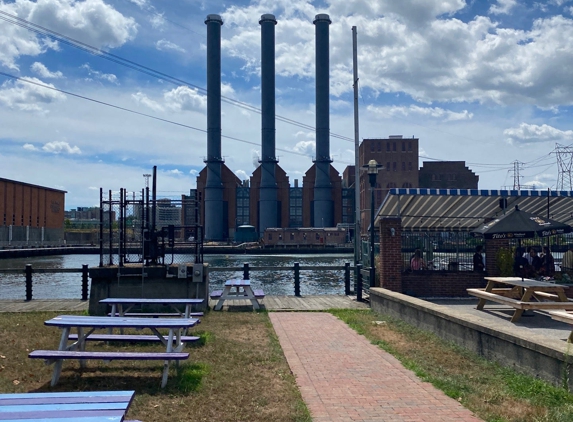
[0,262,355,301]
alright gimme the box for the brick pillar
[379,217,402,291]
[485,238,510,277]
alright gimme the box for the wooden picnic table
[211,279,264,311]
[0,390,135,421]
[548,310,573,342]
[99,297,204,318]
[29,315,199,388]
[467,276,573,322]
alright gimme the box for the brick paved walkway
[270,312,482,422]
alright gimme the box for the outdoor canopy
[471,205,573,239]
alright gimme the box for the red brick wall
[485,238,510,277]
[402,271,487,297]
[0,179,64,229]
[379,217,402,290]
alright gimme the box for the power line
[0,71,359,164]
[0,10,353,142]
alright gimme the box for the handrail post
[344,262,350,295]
[356,263,363,302]
[243,262,250,280]
[81,264,89,301]
[25,264,33,301]
[294,262,300,297]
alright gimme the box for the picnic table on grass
[99,297,204,318]
[467,276,573,322]
[0,390,135,422]
[29,315,199,388]
[210,279,264,311]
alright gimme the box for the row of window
[370,141,414,152]
[2,214,43,226]
[385,162,413,171]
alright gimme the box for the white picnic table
[212,279,263,311]
[30,315,199,388]
[99,297,204,318]
[0,390,135,421]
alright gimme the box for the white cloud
[489,0,517,15]
[189,169,199,176]
[23,143,38,151]
[0,0,137,69]
[30,62,63,78]
[132,92,164,112]
[0,77,66,112]
[156,39,185,53]
[504,123,573,144]
[81,64,119,84]
[167,169,183,175]
[234,169,249,181]
[368,105,473,121]
[42,141,81,154]
[150,14,165,29]
[292,140,315,156]
[128,0,148,8]
[164,86,206,112]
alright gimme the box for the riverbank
[0,245,353,259]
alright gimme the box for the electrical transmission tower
[512,160,524,190]
[555,144,573,190]
[143,173,151,189]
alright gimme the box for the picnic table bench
[99,298,204,319]
[548,310,573,342]
[467,277,573,322]
[29,315,199,388]
[211,279,264,311]
[0,390,136,422]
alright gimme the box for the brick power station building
[0,177,66,246]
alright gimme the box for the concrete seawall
[369,287,573,392]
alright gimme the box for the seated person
[473,245,485,272]
[539,246,555,277]
[410,249,426,271]
[530,248,542,277]
[513,247,530,278]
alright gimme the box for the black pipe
[25,264,32,301]
[99,188,103,267]
[294,262,300,296]
[81,264,89,301]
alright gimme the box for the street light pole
[363,160,383,288]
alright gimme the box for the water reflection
[0,253,353,299]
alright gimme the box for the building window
[408,162,412,171]
[402,162,405,171]
[290,233,294,240]
[393,162,397,171]
[402,142,406,152]
[387,142,391,151]
[393,142,396,151]
[316,232,320,240]
[408,142,412,151]
[377,142,381,151]
[268,233,272,240]
[370,142,374,152]
[402,182,412,188]
[387,162,390,171]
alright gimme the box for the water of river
[0,253,354,300]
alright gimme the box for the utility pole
[555,143,573,190]
[352,26,361,292]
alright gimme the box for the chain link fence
[0,226,64,247]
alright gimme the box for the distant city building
[156,198,181,229]
[419,161,479,189]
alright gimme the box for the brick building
[0,177,66,244]
[419,161,478,189]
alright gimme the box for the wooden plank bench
[107,312,204,318]
[68,333,200,343]
[210,290,223,299]
[211,289,265,299]
[0,390,136,422]
[29,350,189,387]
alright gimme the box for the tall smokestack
[258,14,278,234]
[313,13,333,227]
[204,14,224,240]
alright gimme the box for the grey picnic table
[0,390,135,421]
[212,279,263,311]
[99,297,204,318]
[29,315,199,388]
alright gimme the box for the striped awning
[375,188,573,232]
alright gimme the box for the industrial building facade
[0,177,66,245]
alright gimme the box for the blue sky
[1,0,573,209]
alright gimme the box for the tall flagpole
[352,26,361,291]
